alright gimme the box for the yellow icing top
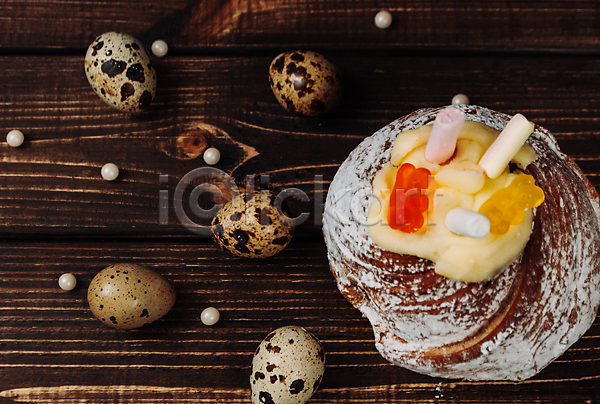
[367,120,538,282]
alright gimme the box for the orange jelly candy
[478,174,545,235]
[388,163,431,233]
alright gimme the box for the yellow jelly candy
[478,174,544,235]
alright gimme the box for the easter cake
[322,105,600,380]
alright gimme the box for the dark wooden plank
[1,54,599,236]
[1,0,600,51]
[0,239,597,403]
[1,2,599,402]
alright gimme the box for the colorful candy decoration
[388,163,431,233]
[445,208,490,238]
[425,107,465,164]
[478,174,544,235]
[478,114,534,179]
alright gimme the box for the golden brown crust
[322,106,600,380]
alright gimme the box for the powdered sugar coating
[322,105,600,380]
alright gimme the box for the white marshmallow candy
[445,208,490,239]
[478,113,534,179]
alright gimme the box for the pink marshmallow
[425,107,465,164]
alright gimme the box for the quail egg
[84,32,157,113]
[251,326,326,404]
[269,50,343,117]
[87,263,175,330]
[211,191,294,258]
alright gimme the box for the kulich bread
[322,105,600,380]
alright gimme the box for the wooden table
[0,1,599,403]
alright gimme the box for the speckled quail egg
[269,50,343,117]
[87,263,175,330]
[211,191,294,258]
[84,32,157,113]
[251,326,325,404]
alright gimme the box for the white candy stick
[445,208,490,238]
[425,107,465,164]
[478,113,534,179]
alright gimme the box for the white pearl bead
[6,130,24,147]
[101,163,119,181]
[58,273,77,291]
[374,10,393,29]
[203,147,221,165]
[201,307,220,326]
[151,40,169,57]
[452,93,470,105]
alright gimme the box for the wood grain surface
[1,55,599,236]
[1,0,600,50]
[0,1,599,403]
